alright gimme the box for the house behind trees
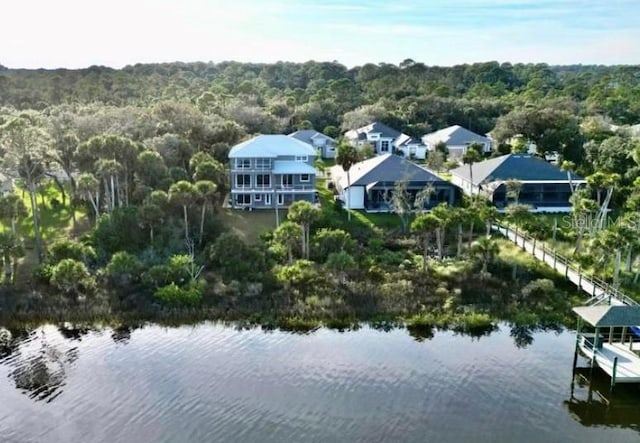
[229,135,317,209]
[329,154,459,212]
[450,154,586,212]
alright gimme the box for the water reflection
[1,322,639,443]
[566,367,640,431]
[1,327,77,402]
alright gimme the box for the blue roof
[229,135,316,158]
[272,161,316,174]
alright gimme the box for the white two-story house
[344,122,427,160]
[228,135,317,209]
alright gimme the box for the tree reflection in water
[1,327,78,403]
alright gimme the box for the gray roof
[331,154,450,189]
[288,130,335,146]
[450,154,584,185]
[345,121,402,140]
[573,305,640,327]
[229,135,316,158]
[423,125,490,146]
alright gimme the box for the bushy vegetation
[1,60,639,324]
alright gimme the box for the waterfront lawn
[219,208,284,244]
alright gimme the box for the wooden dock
[493,223,640,388]
[492,224,637,307]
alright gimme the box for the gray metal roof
[423,125,490,146]
[332,154,451,189]
[288,130,335,146]
[450,154,584,185]
[345,121,402,140]
[573,305,640,327]
[229,135,316,158]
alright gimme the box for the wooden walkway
[492,224,637,307]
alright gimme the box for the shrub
[50,259,95,296]
[48,239,96,265]
[105,251,144,286]
[154,281,204,307]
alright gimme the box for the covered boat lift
[573,305,640,389]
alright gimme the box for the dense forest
[0,60,639,328]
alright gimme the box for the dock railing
[492,223,637,307]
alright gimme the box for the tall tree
[77,173,101,225]
[471,236,500,277]
[411,213,440,270]
[336,141,359,221]
[505,179,523,205]
[0,231,24,284]
[169,180,197,240]
[462,145,482,199]
[274,221,302,264]
[0,193,28,235]
[287,200,321,259]
[0,114,51,262]
[194,180,218,245]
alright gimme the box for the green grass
[316,178,402,230]
[218,208,284,244]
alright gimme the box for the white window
[264,194,271,205]
[277,194,284,205]
[300,174,310,182]
[235,194,251,205]
[235,159,251,169]
[256,174,271,188]
[236,174,250,188]
[254,194,262,202]
[381,141,390,152]
[255,158,271,169]
[295,155,308,162]
[282,175,293,187]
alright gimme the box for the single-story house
[423,125,492,157]
[450,154,586,212]
[345,122,427,159]
[288,130,336,159]
[329,153,459,212]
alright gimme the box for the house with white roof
[423,125,492,158]
[344,122,427,160]
[228,135,317,209]
[288,129,336,159]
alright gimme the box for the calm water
[1,323,639,443]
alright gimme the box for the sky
[1,0,639,69]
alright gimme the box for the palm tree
[194,180,218,245]
[287,200,321,259]
[471,236,500,276]
[411,213,440,270]
[431,203,451,259]
[274,221,302,264]
[0,193,28,235]
[169,180,197,240]
[505,179,523,205]
[0,231,24,284]
[137,203,163,244]
[462,143,483,199]
[77,173,101,225]
[336,141,359,221]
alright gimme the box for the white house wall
[345,186,365,209]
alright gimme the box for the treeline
[2,61,640,131]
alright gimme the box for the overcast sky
[2,0,639,69]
